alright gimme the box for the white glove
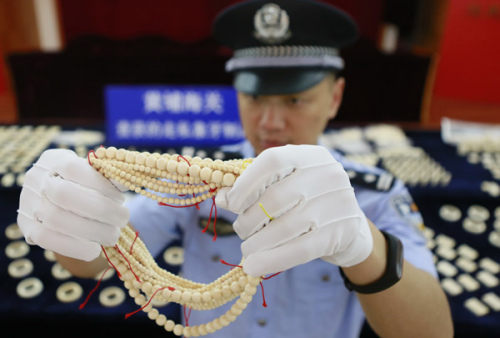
[17,149,129,261]
[216,145,373,277]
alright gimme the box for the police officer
[17,0,453,337]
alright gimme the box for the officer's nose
[258,104,285,130]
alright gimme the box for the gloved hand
[216,145,373,277]
[17,149,129,262]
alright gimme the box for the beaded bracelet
[89,147,260,337]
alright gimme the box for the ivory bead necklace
[89,147,260,337]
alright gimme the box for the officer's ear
[328,75,345,119]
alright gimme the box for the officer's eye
[242,94,260,102]
[287,97,302,105]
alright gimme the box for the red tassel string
[79,266,112,310]
[193,193,200,210]
[101,246,121,278]
[160,192,217,238]
[259,282,267,308]
[87,149,97,165]
[130,231,139,255]
[124,286,166,319]
[177,155,191,166]
[201,196,218,241]
[87,145,105,165]
[259,271,283,307]
[183,306,193,327]
[219,259,279,308]
[115,244,141,283]
[220,259,243,269]
[158,201,201,209]
[262,271,283,280]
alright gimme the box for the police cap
[213,0,358,95]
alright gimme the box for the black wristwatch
[339,230,404,294]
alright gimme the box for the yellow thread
[242,160,252,169]
[259,202,274,220]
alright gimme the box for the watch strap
[339,230,403,294]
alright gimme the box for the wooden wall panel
[58,0,385,45]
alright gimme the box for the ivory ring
[17,277,43,299]
[51,263,72,280]
[463,217,487,234]
[5,241,30,259]
[5,223,23,240]
[468,205,490,222]
[99,286,126,307]
[164,246,184,266]
[56,281,83,303]
[44,250,56,262]
[8,258,34,278]
[439,205,461,222]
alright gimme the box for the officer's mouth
[260,140,287,150]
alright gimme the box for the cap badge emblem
[254,3,291,44]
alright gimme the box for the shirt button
[211,255,220,262]
[257,319,267,327]
[346,170,356,179]
[364,173,376,183]
[321,274,331,282]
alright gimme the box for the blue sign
[105,85,244,146]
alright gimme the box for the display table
[1,125,499,337]
[407,130,500,337]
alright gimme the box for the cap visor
[234,69,330,95]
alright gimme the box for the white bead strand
[88,147,260,335]
[89,148,251,207]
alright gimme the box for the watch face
[396,261,403,279]
[395,240,404,279]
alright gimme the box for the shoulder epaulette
[346,169,395,192]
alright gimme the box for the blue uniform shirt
[126,141,437,338]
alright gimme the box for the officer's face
[237,75,345,155]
